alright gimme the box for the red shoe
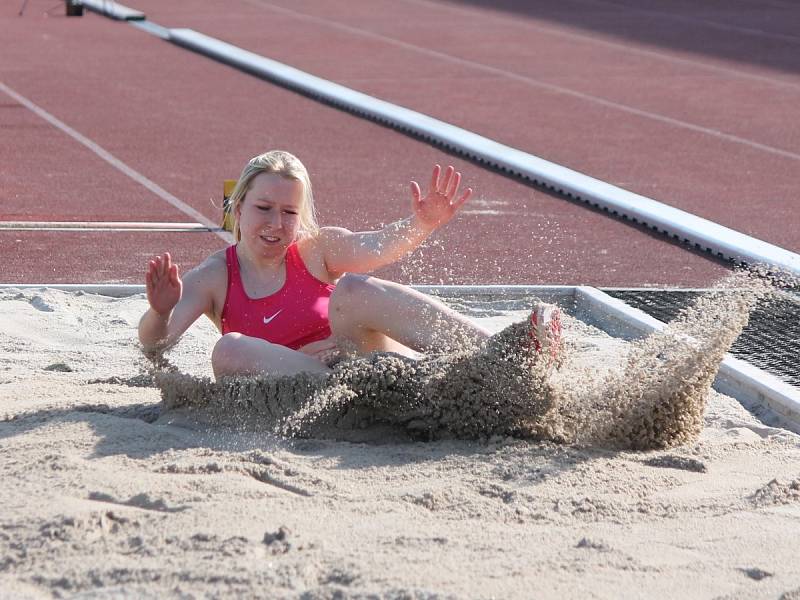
[530,303,563,363]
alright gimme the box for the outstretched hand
[410,164,472,230]
[145,253,182,316]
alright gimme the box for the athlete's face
[237,172,304,257]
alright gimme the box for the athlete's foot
[530,302,563,364]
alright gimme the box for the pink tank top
[221,244,336,350]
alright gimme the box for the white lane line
[246,0,800,162]
[403,0,800,92]
[0,80,232,243]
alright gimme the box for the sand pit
[2,286,800,598]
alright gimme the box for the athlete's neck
[236,241,288,272]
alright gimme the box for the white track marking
[0,80,232,243]
[245,0,800,162]
[403,0,800,92]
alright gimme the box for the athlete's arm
[138,252,220,352]
[320,164,472,275]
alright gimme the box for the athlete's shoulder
[184,248,228,287]
[316,226,353,242]
[309,226,353,257]
[181,249,230,320]
[204,247,229,268]
[296,229,333,254]
[296,231,341,283]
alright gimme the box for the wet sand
[1,286,799,598]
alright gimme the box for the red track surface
[129,0,800,247]
[2,0,798,285]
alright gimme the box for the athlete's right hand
[146,253,182,316]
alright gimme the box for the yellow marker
[222,179,237,232]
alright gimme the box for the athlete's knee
[330,273,372,312]
[211,332,244,377]
[328,275,371,337]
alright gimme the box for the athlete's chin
[255,237,290,256]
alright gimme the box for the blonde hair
[227,150,319,242]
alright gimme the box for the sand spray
[153,269,793,450]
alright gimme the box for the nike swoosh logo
[263,310,282,325]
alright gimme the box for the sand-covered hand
[146,252,182,316]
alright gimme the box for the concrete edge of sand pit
[2,283,797,431]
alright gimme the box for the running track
[2,0,798,286]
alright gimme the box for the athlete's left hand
[410,164,472,230]
[298,336,340,364]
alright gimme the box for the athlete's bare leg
[211,275,490,378]
[328,274,491,357]
[212,333,330,378]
